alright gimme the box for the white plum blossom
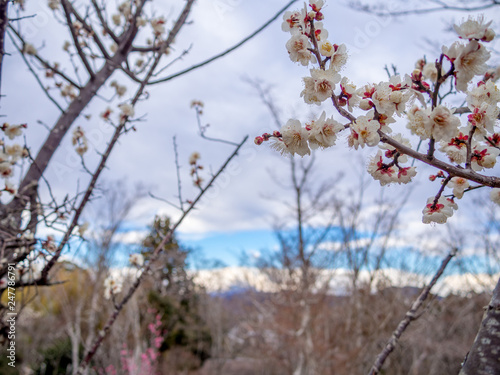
[129,253,144,267]
[278,119,311,157]
[379,134,412,163]
[6,144,23,162]
[100,107,113,120]
[286,34,315,66]
[72,126,88,156]
[61,84,77,99]
[471,144,500,171]
[151,17,166,36]
[348,116,380,149]
[467,80,500,108]
[268,3,500,226]
[426,105,461,141]
[454,15,495,42]
[328,43,348,72]
[448,177,470,199]
[22,43,37,55]
[439,132,469,164]
[282,9,307,34]
[4,180,16,195]
[367,150,416,186]
[112,13,121,26]
[443,40,490,91]
[110,80,127,97]
[306,111,344,149]
[314,22,328,43]
[0,162,12,179]
[422,196,456,224]
[119,103,135,123]
[490,188,500,205]
[340,77,360,111]
[136,17,147,27]
[318,40,335,57]
[467,102,497,135]
[48,0,60,10]
[309,0,325,11]
[2,123,24,140]
[422,62,439,82]
[78,222,89,236]
[301,68,340,104]
[118,1,131,17]
[104,275,122,300]
[371,82,395,116]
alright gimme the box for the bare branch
[6,30,65,112]
[148,0,299,85]
[348,0,500,17]
[368,248,457,375]
[61,0,95,79]
[75,135,248,373]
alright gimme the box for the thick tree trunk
[0,0,8,103]
[460,276,500,375]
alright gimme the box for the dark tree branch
[76,135,248,373]
[148,0,298,85]
[369,248,457,375]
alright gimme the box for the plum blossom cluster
[104,274,123,300]
[256,1,500,224]
[189,152,204,188]
[0,123,29,195]
[129,253,144,267]
[72,126,89,156]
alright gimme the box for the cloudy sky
[4,0,500,268]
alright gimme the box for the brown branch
[378,131,500,187]
[0,0,9,104]
[61,0,95,79]
[148,0,298,85]
[368,248,457,375]
[40,0,196,283]
[64,0,111,60]
[76,135,248,374]
[90,0,119,44]
[349,0,500,17]
[6,30,65,112]
[8,25,81,88]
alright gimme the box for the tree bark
[0,0,8,103]
[460,276,500,375]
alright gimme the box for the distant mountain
[191,266,499,296]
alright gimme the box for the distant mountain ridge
[191,266,498,296]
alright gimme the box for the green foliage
[32,338,77,375]
[142,216,212,369]
[0,347,19,375]
[148,291,211,365]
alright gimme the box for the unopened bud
[254,136,264,145]
[412,69,422,81]
[359,99,373,111]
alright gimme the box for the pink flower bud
[254,136,264,145]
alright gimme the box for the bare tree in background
[0,0,301,369]
[220,83,411,375]
[347,0,500,17]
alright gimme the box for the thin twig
[6,30,65,112]
[148,0,298,85]
[76,135,248,373]
[173,136,184,211]
[368,248,457,375]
